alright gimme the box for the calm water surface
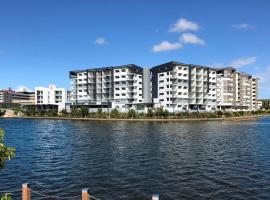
[0,118,270,200]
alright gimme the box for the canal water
[0,118,270,200]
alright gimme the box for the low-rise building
[0,89,35,107]
[35,84,69,111]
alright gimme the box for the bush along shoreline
[13,107,270,120]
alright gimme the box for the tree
[146,108,154,118]
[110,108,120,118]
[127,109,136,118]
[0,128,15,168]
[0,128,15,199]
[80,106,89,118]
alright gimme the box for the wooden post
[22,183,30,200]
[82,188,90,200]
[152,193,159,200]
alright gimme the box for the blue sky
[0,0,269,98]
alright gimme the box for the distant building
[35,84,69,111]
[0,89,35,107]
[257,100,263,109]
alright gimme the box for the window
[178,86,182,89]
[115,88,120,90]
[116,94,120,96]
[115,76,120,78]
[159,73,164,77]
[122,93,126,96]
[121,69,126,72]
[159,80,164,83]
[159,87,164,89]
[121,75,126,78]
[159,93,164,96]
[167,72,170,75]
[121,87,126,90]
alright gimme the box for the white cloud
[152,41,183,52]
[229,56,257,68]
[169,18,200,32]
[94,38,108,45]
[179,33,205,45]
[16,86,33,92]
[232,23,255,30]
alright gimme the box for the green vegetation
[0,128,15,199]
[0,109,5,116]
[21,106,270,120]
[261,99,270,109]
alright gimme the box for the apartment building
[69,64,147,112]
[35,84,68,111]
[69,61,259,112]
[151,62,217,112]
[216,67,259,111]
[0,89,35,107]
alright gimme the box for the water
[0,118,270,200]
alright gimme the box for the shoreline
[1,114,270,122]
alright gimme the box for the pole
[82,188,90,200]
[22,183,30,200]
[152,193,159,200]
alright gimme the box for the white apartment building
[69,64,147,112]
[35,84,68,111]
[69,61,259,113]
[151,62,217,112]
[216,67,259,111]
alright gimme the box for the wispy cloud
[232,23,255,30]
[179,33,205,45]
[152,41,183,52]
[94,38,108,45]
[229,56,257,68]
[169,18,200,32]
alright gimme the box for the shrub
[80,106,89,118]
[48,109,58,117]
[146,108,154,118]
[110,108,120,118]
[224,112,233,117]
[127,109,136,118]
[217,111,223,117]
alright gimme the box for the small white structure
[35,84,68,112]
